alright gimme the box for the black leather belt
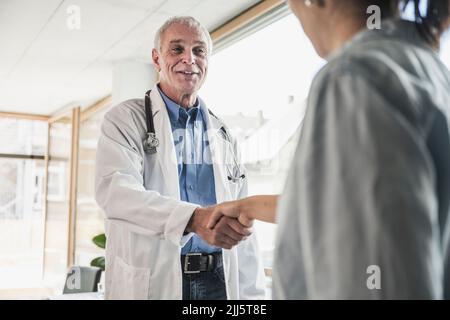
[181,252,221,274]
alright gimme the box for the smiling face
[152,22,209,106]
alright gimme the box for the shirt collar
[157,85,200,123]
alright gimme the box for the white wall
[112,60,158,105]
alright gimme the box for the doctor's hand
[206,200,253,230]
[185,207,252,250]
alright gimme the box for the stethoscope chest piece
[144,132,159,154]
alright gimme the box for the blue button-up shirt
[158,87,220,254]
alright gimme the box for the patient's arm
[207,195,278,229]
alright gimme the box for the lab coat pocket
[110,257,150,300]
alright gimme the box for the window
[0,118,47,155]
[0,118,47,291]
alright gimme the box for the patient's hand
[207,200,253,229]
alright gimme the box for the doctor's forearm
[239,195,278,224]
[185,207,201,233]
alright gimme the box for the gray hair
[154,16,213,55]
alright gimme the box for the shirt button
[189,185,194,190]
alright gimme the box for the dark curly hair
[404,0,450,47]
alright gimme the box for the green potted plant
[91,233,106,271]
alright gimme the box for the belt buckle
[184,252,202,274]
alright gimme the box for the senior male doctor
[94,16,266,300]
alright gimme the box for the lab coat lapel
[202,104,233,287]
[149,86,180,199]
[202,104,232,203]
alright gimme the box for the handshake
[185,199,254,250]
[185,195,277,249]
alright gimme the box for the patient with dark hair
[208,0,450,299]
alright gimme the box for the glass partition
[43,110,78,290]
[75,107,110,267]
[0,116,47,293]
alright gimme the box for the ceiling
[0,0,261,116]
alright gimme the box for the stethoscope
[143,90,159,154]
[142,90,245,182]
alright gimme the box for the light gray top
[273,19,450,299]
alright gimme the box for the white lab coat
[273,19,450,299]
[95,85,266,300]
